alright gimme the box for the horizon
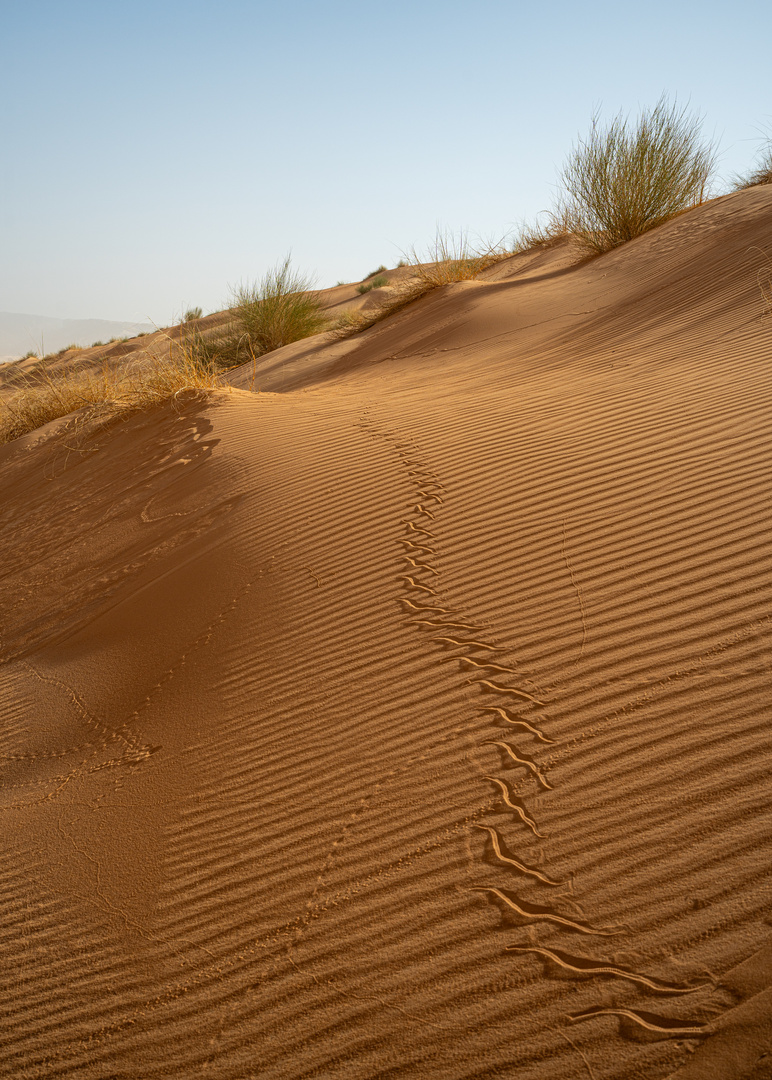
[2,0,770,326]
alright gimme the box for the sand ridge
[1,186,771,1078]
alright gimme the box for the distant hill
[0,311,155,362]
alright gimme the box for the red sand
[1,186,771,1078]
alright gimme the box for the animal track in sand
[472,886,624,936]
[1,581,252,809]
[471,678,545,707]
[398,575,437,595]
[507,945,711,993]
[359,411,687,1032]
[398,538,438,556]
[567,1006,708,1034]
[473,825,567,887]
[402,555,440,575]
[484,741,553,790]
[397,598,449,615]
[480,706,554,744]
[446,655,518,676]
[434,637,504,651]
[414,619,485,632]
[402,520,437,539]
[483,777,544,836]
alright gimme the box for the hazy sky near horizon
[2,0,770,324]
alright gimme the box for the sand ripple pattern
[357,410,713,1042]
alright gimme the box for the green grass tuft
[356,276,388,294]
[223,255,330,366]
[556,96,716,254]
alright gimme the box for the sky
[1,0,770,325]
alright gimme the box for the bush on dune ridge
[7,98,767,440]
[555,97,716,254]
[230,256,330,359]
[512,97,716,257]
[190,256,331,371]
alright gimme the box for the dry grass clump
[557,97,716,254]
[405,229,509,286]
[510,207,574,254]
[0,343,223,446]
[734,140,772,190]
[334,231,510,338]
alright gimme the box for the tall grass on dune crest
[557,97,716,254]
[231,256,330,357]
[197,256,331,370]
[0,344,223,446]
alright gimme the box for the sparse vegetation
[208,256,330,369]
[334,231,509,339]
[91,340,104,348]
[0,342,223,446]
[183,306,203,322]
[332,310,371,334]
[356,276,388,294]
[510,206,573,254]
[404,230,508,287]
[363,265,388,280]
[555,97,716,254]
[735,138,772,189]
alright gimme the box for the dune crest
[1,187,771,1078]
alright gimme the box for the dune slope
[1,187,771,1079]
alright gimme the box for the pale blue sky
[2,0,769,323]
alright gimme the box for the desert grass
[404,229,509,286]
[228,256,330,361]
[734,139,772,189]
[0,339,223,446]
[334,231,510,338]
[557,97,716,254]
[356,276,388,294]
[510,206,575,254]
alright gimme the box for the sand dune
[1,186,771,1078]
